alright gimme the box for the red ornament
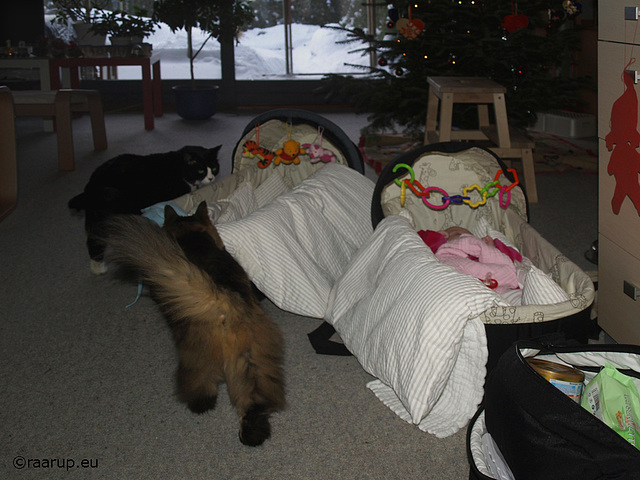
[397,18,424,40]
[396,5,424,40]
[502,13,529,32]
[503,1,528,33]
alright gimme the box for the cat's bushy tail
[103,214,286,447]
[103,214,219,321]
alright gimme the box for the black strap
[307,321,352,356]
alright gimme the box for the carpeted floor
[0,108,598,479]
[527,130,598,174]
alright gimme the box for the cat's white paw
[90,260,108,275]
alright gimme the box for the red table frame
[49,57,162,130]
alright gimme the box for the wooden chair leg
[54,90,75,171]
[85,90,107,151]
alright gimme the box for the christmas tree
[320,0,590,136]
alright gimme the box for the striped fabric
[180,158,585,438]
[326,215,497,437]
[217,164,374,318]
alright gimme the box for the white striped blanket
[212,164,495,437]
[326,215,496,437]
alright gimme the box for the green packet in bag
[581,363,640,450]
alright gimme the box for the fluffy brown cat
[104,201,285,446]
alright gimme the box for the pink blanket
[434,234,519,294]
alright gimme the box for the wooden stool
[10,88,108,171]
[424,76,538,203]
[0,87,18,221]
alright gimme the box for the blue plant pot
[173,85,219,120]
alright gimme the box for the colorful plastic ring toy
[446,195,468,205]
[423,187,450,210]
[463,184,488,208]
[494,169,519,192]
[499,186,512,208]
[393,163,415,187]
[481,180,501,198]
[406,179,429,197]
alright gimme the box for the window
[235,0,372,79]
[44,0,386,80]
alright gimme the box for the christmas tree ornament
[562,0,582,16]
[387,20,395,29]
[502,1,528,33]
[378,56,388,67]
[396,5,424,40]
[395,67,404,76]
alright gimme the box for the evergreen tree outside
[249,0,362,29]
[320,0,591,136]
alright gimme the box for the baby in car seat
[418,226,522,294]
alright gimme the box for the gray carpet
[0,109,598,479]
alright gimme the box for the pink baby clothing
[432,234,520,294]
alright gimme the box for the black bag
[471,342,640,480]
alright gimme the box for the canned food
[527,358,585,403]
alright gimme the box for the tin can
[527,358,585,403]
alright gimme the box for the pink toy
[302,127,336,164]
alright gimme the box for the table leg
[493,93,511,149]
[478,104,489,128]
[49,63,61,90]
[141,61,154,130]
[424,86,439,144]
[520,148,538,203]
[153,60,163,118]
[54,91,76,171]
[439,93,454,142]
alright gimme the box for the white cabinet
[598,1,640,343]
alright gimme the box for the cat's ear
[195,201,211,224]
[164,205,179,225]
[207,145,221,172]
[181,147,199,165]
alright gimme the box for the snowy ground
[54,19,370,80]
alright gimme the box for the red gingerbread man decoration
[606,67,640,215]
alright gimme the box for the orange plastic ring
[494,168,519,192]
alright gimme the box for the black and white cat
[68,145,221,274]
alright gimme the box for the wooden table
[49,56,163,130]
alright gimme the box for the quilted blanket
[326,215,497,437]
[173,163,497,437]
